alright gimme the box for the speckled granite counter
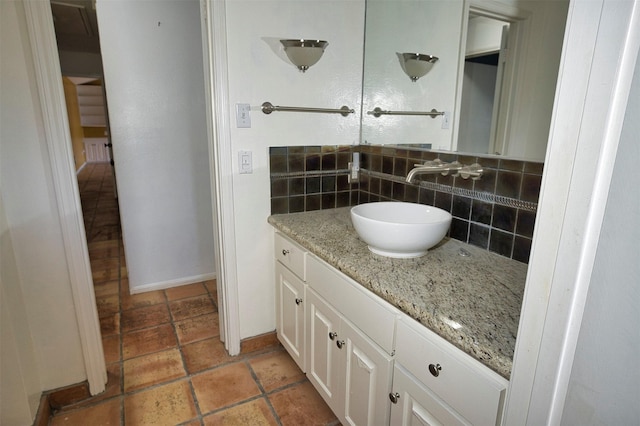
[268,207,528,379]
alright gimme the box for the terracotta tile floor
[49,163,339,425]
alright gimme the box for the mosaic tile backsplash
[270,145,542,263]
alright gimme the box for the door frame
[200,0,241,355]
[22,0,243,394]
[22,1,106,395]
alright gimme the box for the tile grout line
[244,359,285,426]
[53,164,338,425]
[169,290,205,422]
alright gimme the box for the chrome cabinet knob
[329,331,338,340]
[336,340,345,349]
[389,392,400,404]
[428,363,442,377]
[282,249,290,256]
[295,298,302,305]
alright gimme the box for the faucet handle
[459,163,484,180]
[444,161,462,177]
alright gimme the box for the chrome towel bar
[367,107,444,118]
[261,101,354,117]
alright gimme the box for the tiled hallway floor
[49,163,338,425]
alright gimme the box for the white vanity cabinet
[274,233,307,371]
[305,254,399,425]
[306,286,393,425]
[390,318,509,426]
[273,230,509,426]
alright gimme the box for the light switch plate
[236,103,251,128]
[441,111,451,129]
[239,150,252,174]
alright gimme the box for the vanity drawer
[395,318,508,426]
[274,232,307,280]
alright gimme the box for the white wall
[504,0,568,161]
[1,2,87,422]
[458,61,497,154]
[224,0,365,338]
[561,46,640,425]
[1,196,41,426]
[97,0,215,292]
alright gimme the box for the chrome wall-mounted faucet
[406,159,483,183]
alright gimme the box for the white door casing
[200,0,241,356]
[22,1,106,395]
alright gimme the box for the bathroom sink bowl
[350,202,451,258]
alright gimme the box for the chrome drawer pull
[429,363,442,377]
[389,392,400,404]
[329,331,338,340]
[282,249,290,256]
[295,298,303,305]
[336,340,345,349]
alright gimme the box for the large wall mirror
[361,0,569,162]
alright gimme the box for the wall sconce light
[401,53,438,82]
[280,39,329,72]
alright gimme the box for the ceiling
[51,0,101,54]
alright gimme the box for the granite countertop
[268,207,528,379]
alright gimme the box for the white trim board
[129,273,217,295]
[22,1,106,395]
[201,0,241,355]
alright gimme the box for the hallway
[48,163,338,425]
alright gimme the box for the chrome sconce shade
[280,39,329,72]
[401,53,438,82]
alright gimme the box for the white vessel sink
[350,202,452,258]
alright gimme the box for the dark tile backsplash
[269,146,357,215]
[270,145,542,264]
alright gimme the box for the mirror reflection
[361,0,569,162]
[458,14,511,156]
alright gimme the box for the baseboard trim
[33,393,52,426]
[240,331,280,355]
[34,379,89,424]
[129,272,217,294]
[76,162,87,175]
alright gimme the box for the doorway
[51,0,113,170]
[458,15,509,155]
[36,0,229,394]
[456,5,528,156]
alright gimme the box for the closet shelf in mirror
[367,107,444,118]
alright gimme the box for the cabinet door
[390,365,470,426]
[342,319,393,426]
[395,318,507,425]
[276,262,305,371]
[306,288,344,414]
